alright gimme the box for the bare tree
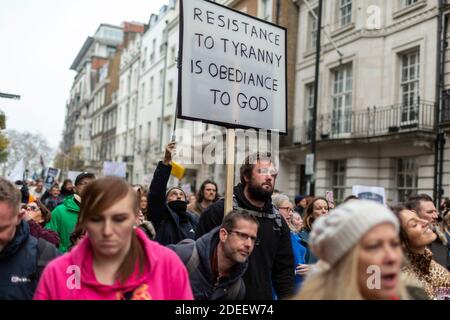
[4,129,54,177]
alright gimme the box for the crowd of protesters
[0,142,449,300]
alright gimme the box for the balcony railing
[293,100,435,144]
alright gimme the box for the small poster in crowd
[103,161,127,178]
[325,190,334,207]
[7,159,25,182]
[352,185,386,205]
[181,183,192,197]
[44,167,60,190]
[68,171,83,183]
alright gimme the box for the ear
[219,228,228,242]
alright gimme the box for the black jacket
[169,227,247,300]
[197,184,295,300]
[430,239,449,270]
[0,220,59,300]
[147,161,199,246]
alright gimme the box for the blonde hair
[436,214,449,246]
[295,244,412,300]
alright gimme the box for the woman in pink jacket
[34,176,193,300]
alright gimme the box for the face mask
[168,200,187,214]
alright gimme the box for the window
[261,0,272,21]
[332,64,353,134]
[330,160,346,203]
[151,39,156,63]
[149,76,154,102]
[167,80,173,105]
[106,45,116,57]
[305,83,315,142]
[159,69,164,97]
[147,121,152,151]
[339,0,352,27]
[397,158,417,202]
[403,0,419,8]
[142,47,147,69]
[141,82,146,107]
[170,46,176,65]
[400,49,420,123]
[127,73,131,96]
[101,89,105,107]
[308,7,319,50]
[165,120,172,145]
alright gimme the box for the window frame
[339,0,352,27]
[396,158,418,202]
[330,160,346,203]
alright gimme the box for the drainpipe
[159,20,169,152]
[310,0,323,196]
[276,0,281,25]
[434,0,445,205]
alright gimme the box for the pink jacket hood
[34,228,193,300]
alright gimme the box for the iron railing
[293,100,436,144]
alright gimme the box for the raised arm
[147,142,176,228]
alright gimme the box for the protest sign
[325,190,334,207]
[68,171,83,183]
[7,159,25,182]
[352,185,386,205]
[178,0,287,134]
[181,183,192,196]
[103,161,127,178]
[44,167,60,190]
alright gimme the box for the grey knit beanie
[310,200,399,266]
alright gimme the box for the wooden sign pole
[224,128,235,217]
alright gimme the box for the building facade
[278,0,450,205]
[115,22,145,181]
[63,24,124,172]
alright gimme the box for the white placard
[305,153,314,175]
[181,183,192,196]
[352,185,386,205]
[7,159,25,182]
[178,0,287,133]
[68,171,83,183]
[103,161,127,178]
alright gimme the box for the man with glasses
[170,209,259,300]
[197,152,295,300]
[46,172,95,252]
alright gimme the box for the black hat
[74,172,96,186]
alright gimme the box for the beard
[247,179,273,202]
[223,243,249,264]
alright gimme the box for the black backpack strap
[186,242,199,274]
[36,238,56,280]
[226,278,244,300]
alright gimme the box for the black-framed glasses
[26,205,39,211]
[278,207,294,213]
[227,230,258,243]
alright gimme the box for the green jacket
[46,196,80,253]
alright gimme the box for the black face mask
[168,200,187,214]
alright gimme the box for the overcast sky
[0,0,168,150]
